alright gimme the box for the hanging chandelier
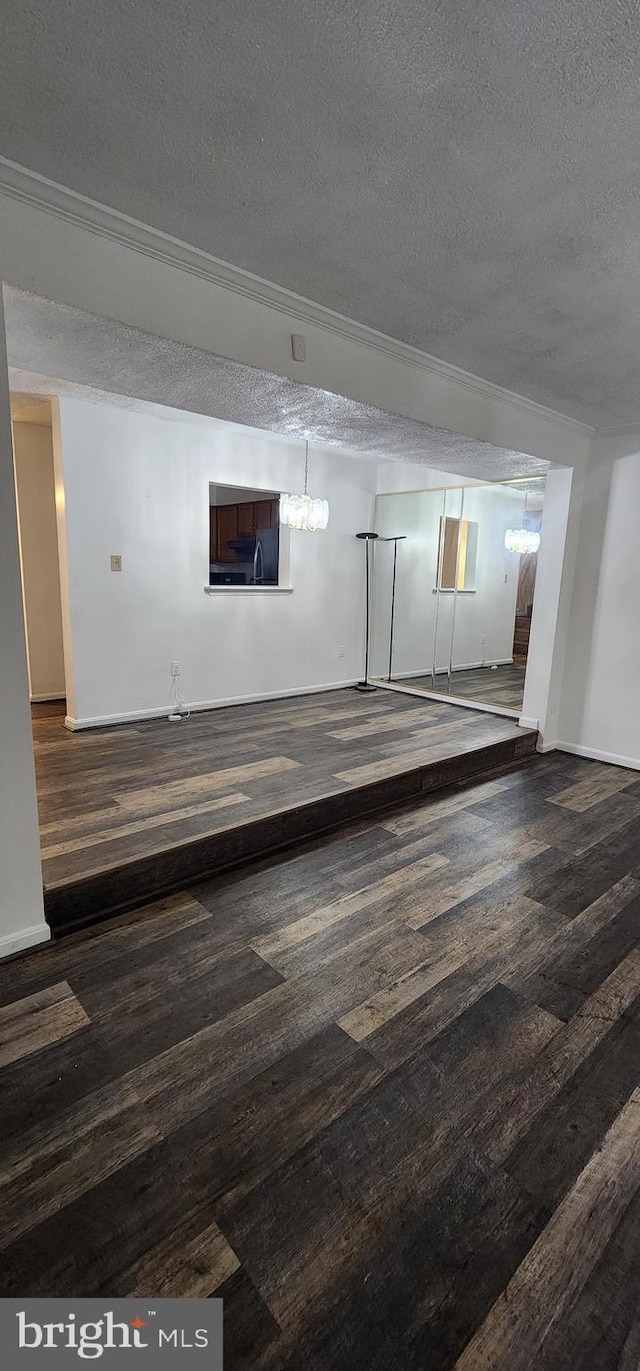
[280,439,329,532]
[504,489,540,555]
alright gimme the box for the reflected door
[431,487,465,693]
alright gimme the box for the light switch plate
[110,555,122,572]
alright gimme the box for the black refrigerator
[254,526,279,585]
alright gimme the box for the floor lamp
[380,535,407,681]
[355,531,379,692]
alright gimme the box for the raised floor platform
[32,691,538,935]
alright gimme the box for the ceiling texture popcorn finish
[1,1,640,425]
[4,289,549,479]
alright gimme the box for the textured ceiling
[1,1,640,424]
[4,288,549,480]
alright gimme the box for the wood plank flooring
[393,662,527,710]
[32,692,536,931]
[1,749,639,1368]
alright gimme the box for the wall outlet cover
[291,332,306,362]
[110,555,122,572]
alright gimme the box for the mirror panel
[371,477,545,713]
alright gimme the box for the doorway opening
[11,394,67,710]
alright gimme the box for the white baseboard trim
[518,716,540,731]
[64,679,360,730]
[0,923,51,959]
[30,693,66,703]
[554,741,640,771]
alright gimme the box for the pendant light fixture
[504,489,540,555]
[280,439,329,532]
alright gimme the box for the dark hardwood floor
[31,692,536,931]
[2,749,640,1368]
[392,662,527,710]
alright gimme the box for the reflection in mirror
[370,487,446,686]
[437,516,478,590]
[371,476,545,714]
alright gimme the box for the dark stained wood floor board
[0,980,90,1068]
[217,985,560,1333]
[31,691,537,930]
[453,1087,640,1371]
[1,747,640,1369]
[535,1188,640,1371]
[504,1001,640,1213]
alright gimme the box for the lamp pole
[380,535,406,681]
[355,532,379,692]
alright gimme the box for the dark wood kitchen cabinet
[254,499,278,530]
[237,504,255,537]
[216,505,238,560]
[210,498,280,562]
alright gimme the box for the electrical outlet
[338,644,346,659]
[171,660,181,677]
[110,555,122,572]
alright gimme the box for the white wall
[0,295,48,955]
[377,461,483,494]
[371,484,525,679]
[556,435,640,768]
[12,419,65,699]
[54,397,376,726]
[521,465,581,741]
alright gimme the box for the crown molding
[0,156,593,441]
[593,421,640,438]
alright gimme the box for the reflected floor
[387,663,526,711]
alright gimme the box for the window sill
[204,585,293,594]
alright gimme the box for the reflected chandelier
[280,440,329,532]
[504,490,540,555]
[504,528,540,555]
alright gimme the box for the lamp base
[354,681,378,693]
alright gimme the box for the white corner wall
[0,296,48,955]
[12,419,65,700]
[556,434,640,769]
[55,397,376,726]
